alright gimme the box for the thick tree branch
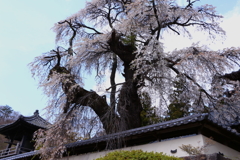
[168,25,180,35]
[151,0,161,40]
[58,20,77,55]
[221,69,240,81]
[106,82,125,91]
[107,29,136,65]
[110,54,117,109]
[185,0,199,9]
[74,22,103,35]
[50,66,118,133]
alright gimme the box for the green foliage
[165,76,191,120]
[96,150,182,160]
[166,75,210,121]
[166,103,189,120]
[140,92,161,126]
[121,33,137,50]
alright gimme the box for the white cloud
[176,0,187,6]
[219,3,240,49]
[162,2,240,52]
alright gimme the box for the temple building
[0,113,239,160]
[0,110,50,159]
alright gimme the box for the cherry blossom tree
[30,0,240,158]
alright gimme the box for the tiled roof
[0,110,51,131]
[21,110,51,129]
[0,151,39,160]
[66,113,240,148]
[0,124,9,130]
[2,113,240,160]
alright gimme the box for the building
[0,113,239,160]
[0,110,50,159]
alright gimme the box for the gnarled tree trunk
[50,29,143,134]
[107,29,143,130]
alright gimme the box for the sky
[0,0,240,117]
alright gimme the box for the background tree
[140,91,161,126]
[140,92,162,126]
[0,105,20,150]
[165,75,191,120]
[165,75,208,120]
[30,0,240,158]
[0,105,19,124]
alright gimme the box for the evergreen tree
[166,76,191,120]
[140,92,161,126]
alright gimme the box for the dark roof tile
[0,110,51,131]
[0,151,39,160]
[3,113,240,159]
[65,113,240,149]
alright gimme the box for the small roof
[0,151,39,160]
[19,110,50,129]
[0,110,51,137]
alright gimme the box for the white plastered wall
[203,136,240,159]
[61,134,240,160]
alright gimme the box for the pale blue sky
[0,0,239,117]
[0,0,87,116]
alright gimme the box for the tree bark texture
[50,29,143,133]
[107,30,143,130]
